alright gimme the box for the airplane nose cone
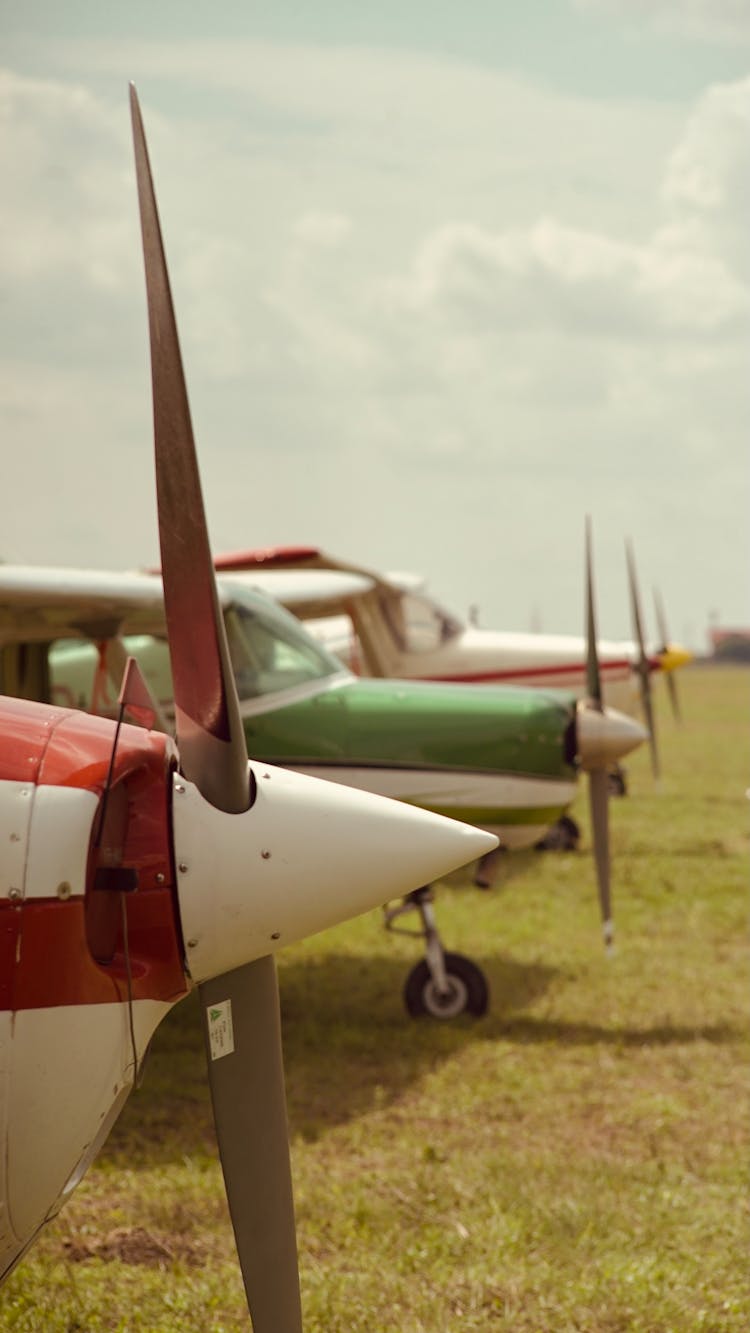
[656,643,693,672]
[576,703,648,771]
[174,764,498,985]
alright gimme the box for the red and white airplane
[210,544,692,785]
[0,87,496,1329]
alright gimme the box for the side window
[0,643,52,702]
[48,640,99,710]
[48,636,175,718]
[382,593,462,655]
[225,603,339,700]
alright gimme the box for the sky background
[1,1,748,649]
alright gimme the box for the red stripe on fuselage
[418,658,651,685]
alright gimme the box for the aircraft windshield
[224,593,346,700]
[381,592,462,655]
[46,588,347,716]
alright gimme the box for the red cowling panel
[0,697,69,785]
[5,894,187,1010]
[0,698,187,1010]
[0,697,171,796]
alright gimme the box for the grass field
[2,665,748,1331]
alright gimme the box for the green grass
[2,665,748,1331]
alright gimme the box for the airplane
[0,87,500,1329]
[207,543,691,790]
[0,548,646,1011]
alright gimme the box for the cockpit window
[225,595,344,699]
[381,592,462,655]
[46,588,347,717]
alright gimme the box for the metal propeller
[130,87,498,1330]
[654,586,682,723]
[130,85,301,1331]
[583,518,613,954]
[625,539,659,780]
[130,86,249,818]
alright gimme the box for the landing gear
[608,764,628,797]
[383,886,489,1020]
[535,814,580,851]
[473,845,506,888]
[404,952,489,1019]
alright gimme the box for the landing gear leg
[473,846,507,888]
[384,886,489,1019]
[608,764,628,797]
[535,814,580,851]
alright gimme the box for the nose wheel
[403,951,489,1018]
[383,886,489,1020]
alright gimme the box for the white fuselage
[0,698,497,1281]
[311,615,643,717]
[0,773,175,1277]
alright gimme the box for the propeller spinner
[128,84,497,1331]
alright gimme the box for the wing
[0,565,173,644]
[218,567,375,619]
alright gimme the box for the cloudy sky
[2,1,748,648]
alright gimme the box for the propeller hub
[656,644,693,672]
[173,766,497,985]
[576,702,648,771]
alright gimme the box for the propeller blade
[129,86,498,1333]
[201,957,302,1333]
[588,769,613,953]
[625,540,659,780]
[584,516,602,711]
[130,83,250,816]
[130,85,294,1327]
[654,587,682,722]
[583,519,613,951]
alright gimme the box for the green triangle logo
[209,1009,222,1021]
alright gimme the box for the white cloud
[375,75,750,350]
[1,51,747,639]
[380,216,748,338]
[662,77,750,280]
[0,69,132,289]
[292,212,352,247]
[573,0,750,45]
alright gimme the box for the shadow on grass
[105,949,554,1162]
[496,1015,739,1047]
[103,948,739,1168]
[621,837,740,858]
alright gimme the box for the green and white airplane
[209,541,691,789]
[0,554,645,1016]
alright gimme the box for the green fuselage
[41,586,578,839]
[244,676,575,779]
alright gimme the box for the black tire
[608,768,627,797]
[403,952,489,1019]
[534,814,580,852]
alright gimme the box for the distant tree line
[710,631,750,663]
